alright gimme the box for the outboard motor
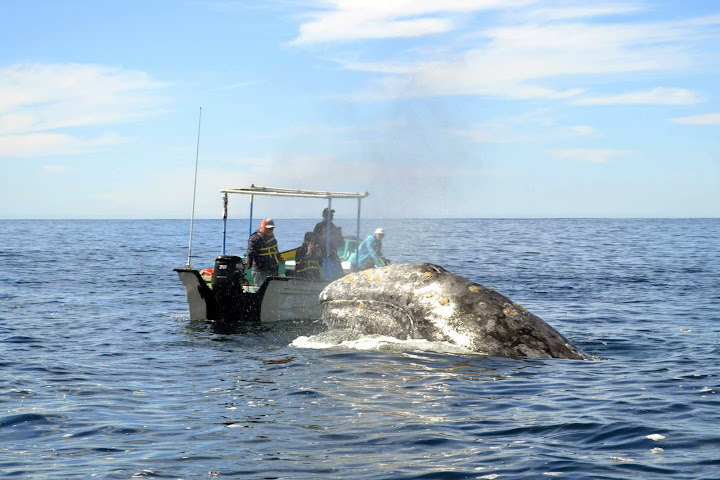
[211,255,246,322]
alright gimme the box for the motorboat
[174,185,368,324]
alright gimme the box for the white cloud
[0,132,128,158]
[670,113,720,125]
[524,4,644,21]
[339,20,698,101]
[450,110,599,143]
[0,63,166,157]
[297,2,719,103]
[551,148,627,164]
[42,164,74,174]
[292,0,534,44]
[452,127,494,143]
[214,80,260,91]
[453,122,602,144]
[573,87,701,105]
[569,125,600,136]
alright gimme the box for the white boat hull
[260,277,329,322]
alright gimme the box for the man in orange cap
[245,218,280,286]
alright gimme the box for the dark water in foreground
[1,218,719,479]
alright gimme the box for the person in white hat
[244,217,280,286]
[350,227,390,271]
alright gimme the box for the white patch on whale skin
[410,282,477,350]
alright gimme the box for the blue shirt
[351,234,386,270]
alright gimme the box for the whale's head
[319,262,586,360]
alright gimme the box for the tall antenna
[186,107,202,269]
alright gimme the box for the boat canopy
[221,185,369,200]
[219,185,369,269]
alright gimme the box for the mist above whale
[319,262,586,360]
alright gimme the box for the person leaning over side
[350,227,390,271]
[244,217,280,286]
[295,232,323,279]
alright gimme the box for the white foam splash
[646,434,666,441]
[290,331,472,354]
[290,335,337,349]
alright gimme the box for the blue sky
[1,0,719,219]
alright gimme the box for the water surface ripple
[1,218,719,479]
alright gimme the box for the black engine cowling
[211,255,248,322]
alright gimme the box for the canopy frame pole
[325,198,333,261]
[355,197,362,260]
[248,194,254,239]
[356,198,362,241]
[221,192,228,255]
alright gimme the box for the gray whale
[319,262,586,360]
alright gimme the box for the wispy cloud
[670,112,720,125]
[247,119,407,140]
[214,80,260,91]
[42,164,74,174]
[523,4,644,21]
[294,2,720,103]
[452,122,601,144]
[0,63,166,158]
[573,87,701,105]
[0,132,128,158]
[568,125,600,136]
[551,148,627,164]
[451,127,494,143]
[352,19,703,100]
[450,110,599,143]
[292,0,533,45]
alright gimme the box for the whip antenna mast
[186,107,202,269]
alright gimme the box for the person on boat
[313,207,344,279]
[350,228,390,271]
[313,207,344,255]
[244,217,280,286]
[294,232,323,279]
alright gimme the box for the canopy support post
[221,192,228,255]
[248,194,254,239]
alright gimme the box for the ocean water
[1,218,719,480]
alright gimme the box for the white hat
[264,218,275,228]
[374,227,385,235]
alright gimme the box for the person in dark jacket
[295,232,323,279]
[244,218,280,286]
[313,207,344,256]
[313,207,344,279]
